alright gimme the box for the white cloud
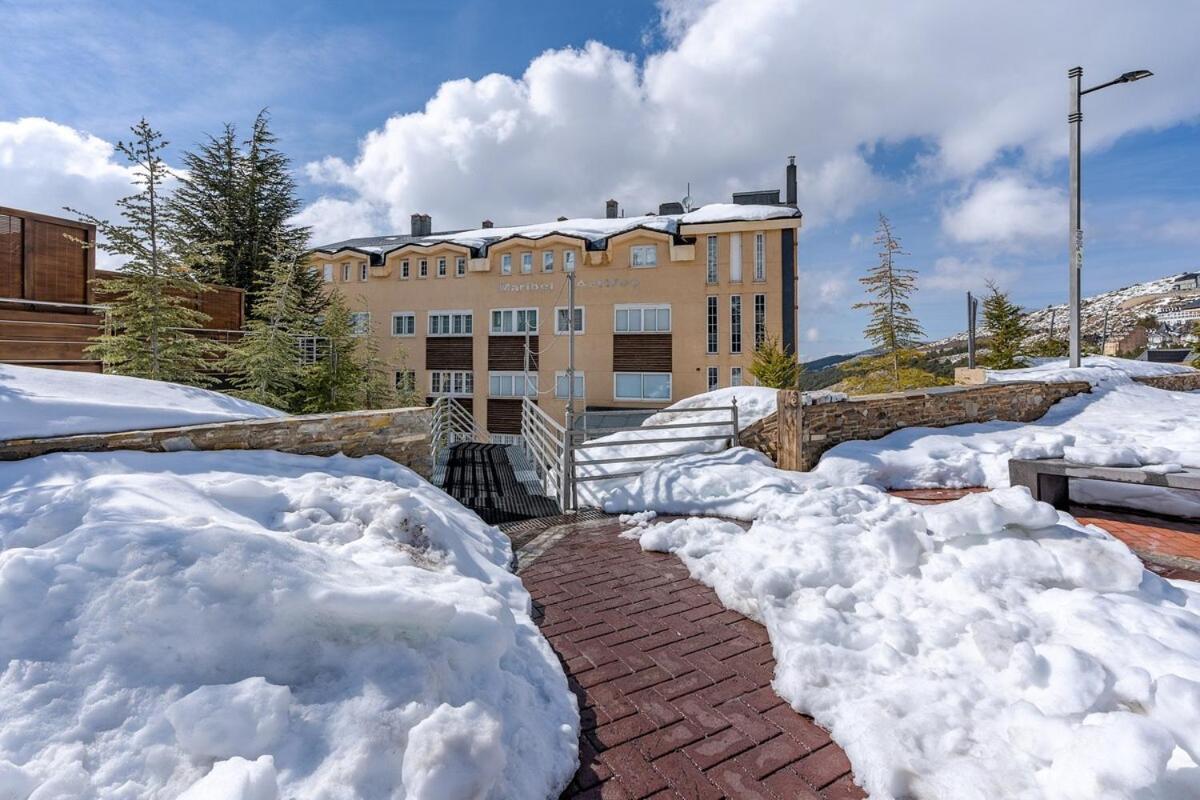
[805,327,820,342]
[925,256,1020,292]
[296,0,1200,242]
[940,175,1064,248]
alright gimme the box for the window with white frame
[614,372,671,401]
[418,259,428,278]
[349,312,370,336]
[563,250,577,272]
[395,370,416,394]
[298,336,322,365]
[754,294,767,349]
[754,232,766,281]
[428,310,473,336]
[400,259,410,279]
[501,253,512,274]
[555,306,584,335]
[391,312,415,337]
[322,264,333,283]
[341,263,351,281]
[360,262,369,281]
[707,366,719,392]
[706,296,718,354]
[555,371,585,399]
[430,370,473,397]
[490,308,538,334]
[731,366,743,386]
[543,251,555,272]
[730,234,743,282]
[437,257,447,277]
[614,304,670,333]
[521,251,533,274]
[730,295,742,354]
[630,244,657,268]
[455,256,466,277]
[488,371,538,398]
[706,235,718,284]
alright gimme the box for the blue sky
[2,0,1199,359]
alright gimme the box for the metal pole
[967,291,977,369]
[564,262,578,511]
[1068,66,1084,367]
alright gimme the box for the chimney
[786,155,797,208]
[482,219,493,229]
[605,199,619,219]
[659,201,685,215]
[410,213,432,237]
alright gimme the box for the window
[391,312,416,337]
[322,264,333,283]
[555,306,584,335]
[731,367,743,386]
[543,250,555,272]
[430,370,474,397]
[349,312,370,336]
[342,263,351,282]
[630,244,657,268]
[418,259,428,278]
[489,371,538,398]
[456,256,466,277]
[428,310,473,336]
[706,296,718,354]
[706,235,718,284]
[395,370,416,394]
[360,262,369,281]
[754,232,766,282]
[707,366,719,392]
[555,371,585,399]
[564,250,577,273]
[730,295,742,354]
[490,308,538,334]
[614,372,671,401]
[730,234,742,282]
[437,257,447,278]
[298,336,322,365]
[400,259,411,279]
[614,304,671,333]
[754,294,767,349]
[501,253,512,275]
[521,252,533,274]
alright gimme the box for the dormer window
[630,244,657,268]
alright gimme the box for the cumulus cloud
[296,0,1200,242]
[941,176,1064,248]
[924,256,1020,292]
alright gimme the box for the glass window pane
[615,373,641,398]
[615,309,628,332]
[644,374,670,399]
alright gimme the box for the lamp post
[1068,66,1153,367]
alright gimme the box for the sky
[2,0,1199,359]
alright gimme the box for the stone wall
[771,381,1092,471]
[0,407,433,478]
[1133,372,1200,392]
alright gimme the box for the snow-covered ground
[0,364,283,440]
[0,450,577,799]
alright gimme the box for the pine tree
[979,281,1029,370]
[167,124,240,286]
[853,214,925,392]
[71,119,221,385]
[300,292,397,412]
[749,335,802,389]
[223,243,318,410]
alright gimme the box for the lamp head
[1119,69,1154,83]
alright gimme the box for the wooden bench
[1008,458,1200,510]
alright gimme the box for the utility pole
[564,255,578,511]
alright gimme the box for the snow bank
[614,461,1200,799]
[0,364,283,440]
[0,450,577,799]
[984,355,1194,386]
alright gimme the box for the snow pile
[612,454,1200,799]
[983,355,1194,386]
[0,450,577,799]
[0,364,283,440]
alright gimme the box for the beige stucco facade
[310,214,800,433]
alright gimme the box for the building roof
[311,203,800,261]
[1138,348,1196,363]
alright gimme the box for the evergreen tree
[979,281,1029,370]
[167,124,240,286]
[223,243,318,410]
[749,335,802,389]
[301,292,396,412]
[838,350,949,395]
[853,214,924,392]
[71,119,221,385]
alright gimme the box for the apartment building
[308,160,802,435]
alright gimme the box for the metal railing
[521,397,570,503]
[430,396,489,454]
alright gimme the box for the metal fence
[430,396,489,454]
[520,397,569,502]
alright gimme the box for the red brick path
[519,519,863,800]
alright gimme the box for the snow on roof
[0,364,284,440]
[312,204,799,256]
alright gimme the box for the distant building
[1158,298,1200,324]
[1102,325,1149,356]
[1170,272,1200,292]
[1137,348,1197,365]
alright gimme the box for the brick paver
[519,518,863,800]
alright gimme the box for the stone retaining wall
[0,407,433,478]
[771,381,1092,471]
[1134,372,1200,392]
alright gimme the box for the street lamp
[1068,66,1153,367]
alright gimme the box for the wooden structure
[1009,458,1200,511]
